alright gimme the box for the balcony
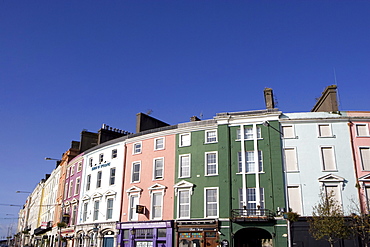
[231,209,275,222]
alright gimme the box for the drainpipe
[253,123,261,211]
[348,121,363,212]
[240,125,247,209]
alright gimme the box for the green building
[173,109,288,247]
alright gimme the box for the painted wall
[282,112,358,216]
[121,132,176,222]
[78,141,125,225]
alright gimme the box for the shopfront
[176,220,219,247]
[116,221,173,247]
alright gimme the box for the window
[109,168,116,185]
[287,186,302,215]
[205,130,217,143]
[77,162,82,172]
[151,192,163,219]
[178,190,190,218]
[205,188,218,218]
[70,165,74,176]
[93,200,100,221]
[68,181,74,198]
[83,202,88,222]
[365,187,370,211]
[99,153,104,164]
[132,162,141,183]
[106,198,113,220]
[112,149,117,159]
[360,147,370,170]
[321,146,336,171]
[282,125,295,138]
[238,151,263,173]
[318,124,332,137]
[325,185,342,208]
[205,152,218,176]
[86,175,91,191]
[154,158,164,180]
[154,138,165,150]
[71,204,77,225]
[179,154,190,178]
[284,148,298,172]
[64,183,68,200]
[356,124,369,136]
[239,188,265,214]
[97,171,102,188]
[89,157,93,167]
[75,178,80,195]
[133,142,142,154]
[66,167,70,178]
[179,133,191,147]
[129,195,139,221]
[237,127,261,140]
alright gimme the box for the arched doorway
[234,228,273,247]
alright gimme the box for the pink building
[347,111,370,213]
[118,131,176,247]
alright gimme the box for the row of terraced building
[16,86,370,247]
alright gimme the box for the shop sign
[92,162,111,171]
[178,227,215,232]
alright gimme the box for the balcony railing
[231,209,275,222]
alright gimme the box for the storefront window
[157,228,167,238]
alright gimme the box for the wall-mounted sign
[92,162,111,171]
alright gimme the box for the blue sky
[1,0,370,238]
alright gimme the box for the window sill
[205,174,218,177]
[235,138,263,142]
[236,172,265,175]
[318,135,336,138]
[204,141,218,144]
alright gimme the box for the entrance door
[103,237,114,247]
[234,228,272,247]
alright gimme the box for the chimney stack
[264,88,275,109]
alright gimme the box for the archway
[234,227,273,247]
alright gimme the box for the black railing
[231,209,275,222]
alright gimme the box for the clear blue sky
[1,0,370,238]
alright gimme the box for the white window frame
[284,147,299,172]
[204,187,219,218]
[320,146,337,171]
[133,142,142,154]
[179,154,191,178]
[324,184,342,209]
[109,167,116,185]
[356,124,370,137]
[154,137,165,151]
[99,153,104,164]
[282,125,296,139]
[86,174,91,191]
[287,186,303,215]
[205,130,218,144]
[77,162,82,172]
[179,133,191,147]
[96,171,102,188]
[236,127,261,140]
[177,189,191,219]
[131,162,141,183]
[112,149,118,159]
[238,151,263,173]
[70,165,74,176]
[205,152,218,176]
[318,124,333,138]
[365,186,370,211]
[106,198,114,220]
[151,191,164,220]
[75,177,80,195]
[360,147,370,171]
[153,158,164,180]
[128,193,139,221]
[82,202,88,222]
[93,200,100,221]
[68,181,74,198]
